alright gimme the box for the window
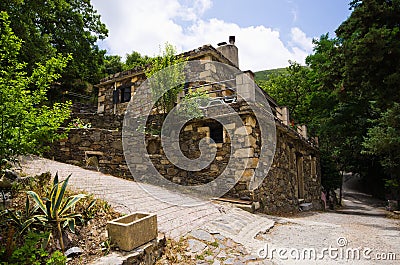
[113,85,132,104]
[113,89,120,104]
[209,122,224,144]
[121,86,131,103]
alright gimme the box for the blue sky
[93,0,352,71]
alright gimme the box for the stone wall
[144,113,321,214]
[48,128,129,178]
[70,113,124,130]
[96,45,241,116]
[253,124,321,213]
[49,108,321,214]
[97,73,147,115]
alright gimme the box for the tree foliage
[259,1,400,196]
[103,55,125,76]
[336,0,400,107]
[258,61,313,125]
[125,51,153,70]
[146,43,186,115]
[258,59,343,191]
[363,103,400,176]
[331,0,400,195]
[0,11,71,169]
[0,0,108,94]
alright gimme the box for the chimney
[216,36,239,68]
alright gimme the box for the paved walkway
[20,157,400,264]
[20,156,275,264]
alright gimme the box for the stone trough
[107,212,157,252]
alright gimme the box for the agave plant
[27,173,86,252]
[4,196,39,235]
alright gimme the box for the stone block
[200,55,212,62]
[107,212,157,252]
[244,116,257,127]
[234,148,254,158]
[97,104,105,113]
[160,160,170,165]
[205,62,217,73]
[216,156,224,161]
[197,127,209,133]
[299,203,313,211]
[70,135,81,145]
[249,158,259,168]
[167,167,177,175]
[238,169,254,182]
[111,141,123,151]
[234,126,252,135]
[98,95,105,103]
[224,123,236,130]
[199,70,212,79]
[131,76,138,83]
[183,124,193,131]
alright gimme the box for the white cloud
[93,0,314,71]
[290,27,314,53]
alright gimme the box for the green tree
[363,103,400,199]
[0,11,71,171]
[146,43,186,115]
[258,58,343,192]
[103,55,125,76]
[0,0,108,95]
[305,0,400,197]
[125,51,153,70]
[336,0,400,108]
[258,61,312,125]
[334,0,400,195]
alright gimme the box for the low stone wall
[47,128,129,178]
[69,113,124,130]
[94,233,166,265]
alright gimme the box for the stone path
[21,157,399,264]
[20,156,275,264]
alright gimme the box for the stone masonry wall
[48,128,129,177]
[97,73,147,115]
[49,110,321,214]
[70,113,124,130]
[253,124,321,213]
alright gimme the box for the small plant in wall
[69,117,92,128]
[176,90,209,119]
[27,173,86,252]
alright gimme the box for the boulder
[0,169,20,189]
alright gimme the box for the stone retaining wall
[48,128,129,178]
[71,113,124,130]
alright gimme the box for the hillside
[254,68,287,82]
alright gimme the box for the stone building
[50,37,322,213]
